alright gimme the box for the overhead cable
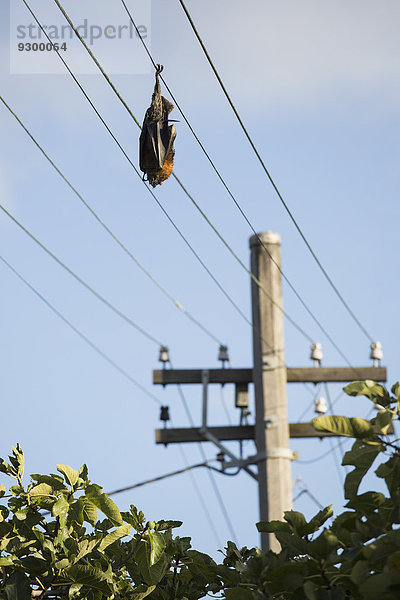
[50,0,315,347]
[175,443,222,547]
[2,252,231,544]
[0,255,162,405]
[176,0,375,345]
[0,95,222,348]
[297,438,352,464]
[292,479,324,509]
[20,0,260,350]
[169,358,239,545]
[107,461,214,496]
[0,203,163,347]
[176,385,239,544]
[116,0,358,363]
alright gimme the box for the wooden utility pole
[250,232,291,551]
[153,232,387,552]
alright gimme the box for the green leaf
[256,520,290,533]
[225,587,253,600]
[0,505,9,523]
[78,464,89,482]
[312,415,374,439]
[31,474,68,491]
[304,580,318,600]
[375,455,400,496]
[57,464,79,488]
[64,564,112,594]
[74,539,99,562]
[4,572,31,600]
[82,498,97,526]
[68,583,83,599]
[309,530,340,559]
[391,382,400,400]
[373,410,393,435]
[19,556,48,575]
[154,519,182,531]
[305,505,333,535]
[55,558,71,570]
[359,572,400,600]
[148,530,166,565]
[29,482,54,498]
[0,483,6,497]
[344,381,393,407]
[121,505,146,531]
[68,498,84,525]
[11,444,24,479]
[350,560,370,585]
[388,550,400,572]
[85,484,123,526]
[52,494,69,529]
[274,531,309,555]
[29,482,56,509]
[343,441,380,499]
[0,457,13,475]
[266,564,305,594]
[283,510,308,536]
[132,585,156,599]
[98,523,131,551]
[135,540,168,585]
[345,491,386,514]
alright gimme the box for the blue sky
[1,0,399,557]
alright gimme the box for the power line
[292,479,324,509]
[20,0,262,351]
[70,0,314,346]
[174,380,239,544]
[297,438,352,464]
[1,231,222,544]
[49,0,338,366]
[176,0,375,345]
[169,352,239,541]
[0,202,164,346]
[0,95,222,348]
[107,460,215,496]
[113,0,359,365]
[0,255,162,406]
[48,0,316,356]
[54,0,364,375]
[107,454,241,501]
[32,0,359,378]
[175,443,222,547]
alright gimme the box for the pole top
[249,231,281,248]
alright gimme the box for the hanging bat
[139,65,176,187]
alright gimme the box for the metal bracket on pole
[262,354,278,370]
[264,415,278,429]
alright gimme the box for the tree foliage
[0,380,399,599]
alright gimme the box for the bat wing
[140,117,176,173]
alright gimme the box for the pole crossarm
[153,366,387,386]
[155,422,389,445]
